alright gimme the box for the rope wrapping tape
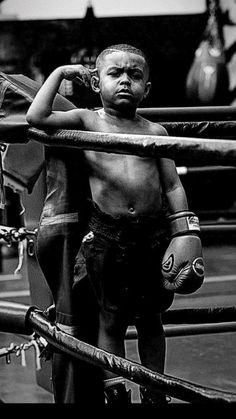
[28,308,236,404]
[28,127,236,166]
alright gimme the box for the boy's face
[92,51,151,111]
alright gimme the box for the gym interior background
[0,0,236,231]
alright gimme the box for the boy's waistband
[87,200,168,241]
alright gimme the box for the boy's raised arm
[26,65,92,130]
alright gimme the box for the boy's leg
[97,309,132,404]
[135,313,170,404]
[52,352,104,405]
[136,313,165,372]
[97,309,127,365]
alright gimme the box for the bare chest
[85,150,160,185]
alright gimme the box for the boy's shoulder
[139,115,168,136]
[75,107,99,126]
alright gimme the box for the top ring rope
[28,127,236,166]
[138,106,236,122]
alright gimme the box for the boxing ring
[1,128,236,404]
[1,73,236,403]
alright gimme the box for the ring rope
[1,301,236,335]
[1,301,236,402]
[27,307,236,404]
[137,107,236,122]
[28,127,236,166]
[162,306,236,324]
[128,306,236,339]
[127,322,236,339]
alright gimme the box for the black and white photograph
[0,0,236,410]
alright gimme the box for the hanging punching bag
[186,0,229,105]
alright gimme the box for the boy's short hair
[96,44,150,77]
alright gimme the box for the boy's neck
[102,107,138,121]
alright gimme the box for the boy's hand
[161,211,205,294]
[61,65,97,87]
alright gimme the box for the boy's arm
[154,123,188,212]
[159,157,205,295]
[26,65,92,129]
[158,157,188,213]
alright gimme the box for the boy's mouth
[117,89,132,96]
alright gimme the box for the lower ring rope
[0,301,236,403]
[27,307,236,404]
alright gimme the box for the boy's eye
[108,70,120,77]
[107,69,143,79]
[132,72,142,79]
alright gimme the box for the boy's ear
[143,81,151,99]
[91,76,100,93]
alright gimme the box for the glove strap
[167,211,200,237]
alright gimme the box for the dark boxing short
[74,201,174,319]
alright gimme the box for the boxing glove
[161,211,205,294]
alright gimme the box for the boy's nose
[120,72,131,84]
[120,77,130,85]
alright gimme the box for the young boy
[26,44,203,405]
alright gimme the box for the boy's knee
[99,310,127,337]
